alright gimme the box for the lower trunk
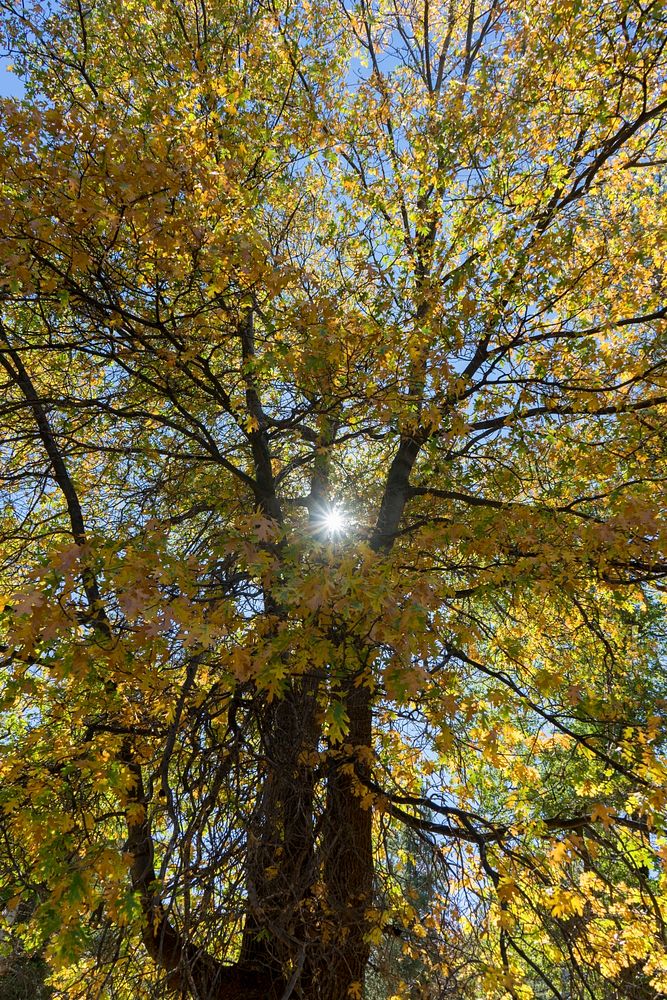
[319,682,374,1000]
[241,678,321,982]
[127,676,374,999]
[142,918,280,1000]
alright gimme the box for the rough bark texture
[321,683,374,1000]
[240,680,321,983]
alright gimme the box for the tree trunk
[319,682,374,1000]
[240,678,321,986]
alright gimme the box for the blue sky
[0,57,25,98]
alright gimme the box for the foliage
[0,0,667,997]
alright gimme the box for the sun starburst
[313,505,346,537]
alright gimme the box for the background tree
[1,0,667,998]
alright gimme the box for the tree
[0,0,666,996]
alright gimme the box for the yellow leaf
[590,803,614,829]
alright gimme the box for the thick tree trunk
[123,674,374,1000]
[320,682,374,1000]
[240,678,321,984]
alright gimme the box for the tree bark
[320,681,374,1000]
[240,678,321,983]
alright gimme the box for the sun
[324,508,345,533]
[314,505,346,536]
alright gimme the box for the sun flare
[318,507,345,535]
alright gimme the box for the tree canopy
[0,0,667,997]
